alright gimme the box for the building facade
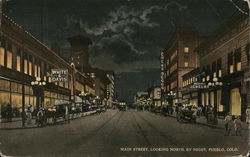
[163,27,202,104]
[196,11,249,118]
[0,14,94,121]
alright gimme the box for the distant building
[67,35,92,72]
[134,92,149,106]
[148,86,161,107]
[163,27,203,104]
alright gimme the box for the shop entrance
[230,88,241,116]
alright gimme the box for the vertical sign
[160,52,165,91]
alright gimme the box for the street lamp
[207,77,223,119]
[31,77,46,110]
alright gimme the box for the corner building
[163,27,203,103]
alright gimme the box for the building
[182,68,201,106]
[84,68,112,106]
[163,27,203,104]
[195,9,249,118]
[134,92,149,106]
[106,70,115,107]
[0,14,94,121]
[67,35,92,72]
[148,86,161,107]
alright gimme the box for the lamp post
[31,77,46,110]
[168,91,176,106]
[207,77,223,119]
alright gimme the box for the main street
[0,110,248,157]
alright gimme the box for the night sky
[2,0,248,102]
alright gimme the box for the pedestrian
[234,116,242,136]
[65,104,70,123]
[224,112,233,136]
[26,106,32,125]
[37,108,45,127]
[6,104,12,122]
[246,108,250,124]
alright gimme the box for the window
[170,51,177,61]
[228,52,234,74]
[16,55,21,72]
[206,76,210,81]
[212,61,216,78]
[29,61,32,76]
[7,51,12,69]
[24,59,28,74]
[34,64,37,77]
[184,47,189,53]
[184,61,189,67]
[217,58,222,78]
[38,66,41,77]
[234,49,241,71]
[0,48,4,66]
[16,49,21,72]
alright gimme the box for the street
[0,109,249,157]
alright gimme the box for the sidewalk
[165,112,249,130]
[0,110,98,130]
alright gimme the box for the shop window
[184,47,189,53]
[210,92,214,107]
[11,82,18,93]
[217,90,223,112]
[11,93,22,116]
[6,51,12,69]
[184,61,189,67]
[230,88,241,116]
[0,91,10,106]
[0,48,4,66]
[0,79,10,91]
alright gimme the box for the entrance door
[230,88,241,116]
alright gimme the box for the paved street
[0,110,249,157]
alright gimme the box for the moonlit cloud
[64,1,187,73]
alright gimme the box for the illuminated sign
[51,69,68,82]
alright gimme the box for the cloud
[64,1,187,36]
[63,1,187,73]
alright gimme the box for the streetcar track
[131,111,159,157]
[59,111,120,156]
[136,112,192,157]
[98,112,124,157]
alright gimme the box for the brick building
[196,10,249,118]
[163,27,203,103]
[0,14,94,121]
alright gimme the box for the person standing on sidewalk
[246,108,250,124]
[26,106,32,125]
[224,112,233,136]
[234,116,242,136]
[65,104,70,123]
